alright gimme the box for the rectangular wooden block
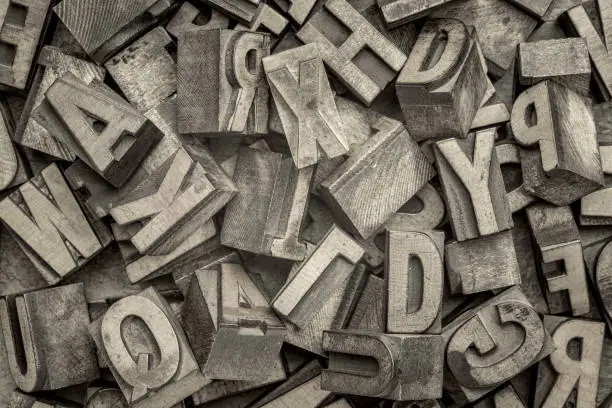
[177,29,270,136]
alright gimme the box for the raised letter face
[0,0,52,90]
[46,72,163,188]
[178,29,270,136]
[535,317,605,408]
[272,225,365,328]
[442,287,554,403]
[296,0,407,105]
[386,229,443,333]
[435,128,512,241]
[0,163,110,283]
[263,43,348,169]
[91,288,205,408]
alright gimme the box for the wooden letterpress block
[506,0,554,17]
[0,163,111,284]
[166,1,229,38]
[263,44,348,169]
[322,331,444,400]
[272,225,364,328]
[14,46,105,161]
[178,29,270,136]
[442,287,554,405]
[54,0,164,63]
[378,0,455,27]
[0,283,99,392]
[386,229,443,333]
[518,38,591,96]
[234,3,288,37]
[564,1,612,100]
[397,18,487,142]
[534,317,605,408]
[90,288,207,408]
[435,128,513,241]
[207,0,261,24]
[0,0,52,91]
[512,81,604,205]
[272,0,317,25]
[182,263,286,383]
[431,0,537,77]
[296,0,407,105]
[105,27,176,112]
[109,147,236,254]
[446,230,521,295]
[0,95,27,192]
[45,72,163,188]
[320,117,435,239]
[527,203,591,316]
[221,146,312,261]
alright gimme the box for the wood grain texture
[397,19,487,141]
[506,0,553,16]
[527,203,591,316]
[45,72,163,188]
[221,146,312,260]
[105,27,176,112]
[442,287,554,405]
[89,287,206,408]
[272,225,364,327]
[322,331,444,400]
[534,317,605,408]
[0,96,20,191]
[386,229,443,333]
[109,146,236,254]
[54,0,157,57]
[512,81,604,205]
[435,128,513,241]
[264,44,348,169]
[296,0,407,105]
[178,29,270,136]
[378,0,455,27]
[14,46,105,161]
[207,0,260,24]
[431,0,537,77]
[0,163,111,285]
[495,143,536,213]
[0,0,52,91]
[518,38,591,96]
[446,230,521,295]
[564,0,612,100]
[321,117,435,239]
[272,0,317,24]
[235,4,288,37]
[166,1,230,38]
[0,283,99,392]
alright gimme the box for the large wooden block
[434,128,512,241]
[0,163,111,284]
[90,288,207,408]
[221,146,312,261]
[322,331,444,400]
[564,1,612,100]
[431,0,537,77]
[296,0,407,105]
[442,287,554,405]
[45,72,163,188]
[0,0,52,91]
[263,43,348,169]
[386,229,443,333]
[178,29,270,136]
[377,0,455,27]
[534,316,605,408]
[512,81,603,205]
[182,264,286,383]
[166,1,230,38]
[320,117,435,239]
[13,46,105,161]
[397,19,487,141]
[517,38,591,96]
[108,147,236,254]
[54,0,164,63]
[0,283,98,392]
